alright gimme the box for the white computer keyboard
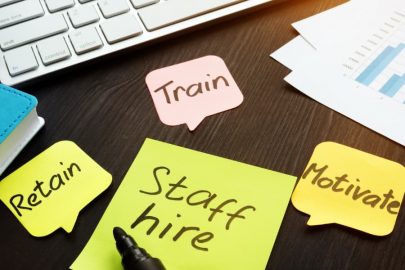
[0,0,272,86]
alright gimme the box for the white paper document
[271,0,405,146]
[286,59,405,146]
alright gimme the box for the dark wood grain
[1,0,404,269]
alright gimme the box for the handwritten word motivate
[302,164,401,214]
[146,55,244,131]
[0,141,112,237]
[71,139,296,270]
[292,142,405,236]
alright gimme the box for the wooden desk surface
[1,0,404,269]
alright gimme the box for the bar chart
[356,43,405,85]
[379,73,405,97]
[345,10,405,104]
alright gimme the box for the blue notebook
[0,84,44,176]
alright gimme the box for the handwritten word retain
[10,162,81,217]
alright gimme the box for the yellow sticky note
[71,138,296,270]
[0,141,112,237]
[292,142,405,236]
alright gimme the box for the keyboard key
[98,0,130,19]
[139,0,243,31]
[0,0,21,7]
[37,36,71,65]
[100,14,142,44]
[4,46,38,76]
[69,27,103,54]
[68,5,100,28]
[45,0,75,12]
[0,0,44,29]
[0,15,68,51]
[130,0,158,9]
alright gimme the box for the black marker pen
[113,227,166,270]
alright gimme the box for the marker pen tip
[113,226,126,241]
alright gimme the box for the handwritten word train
[153,74,230,104]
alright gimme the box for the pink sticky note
[146,55,244,131]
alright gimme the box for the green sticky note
[71,139,296,270]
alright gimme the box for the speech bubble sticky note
[146,55,244,131]
[0,141,112,237]
[292,142,405,236]
[71,138,296,270]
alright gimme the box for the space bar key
[0,15,68,51]
[138,0,244,31]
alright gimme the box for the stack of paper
[271,0,405,146]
